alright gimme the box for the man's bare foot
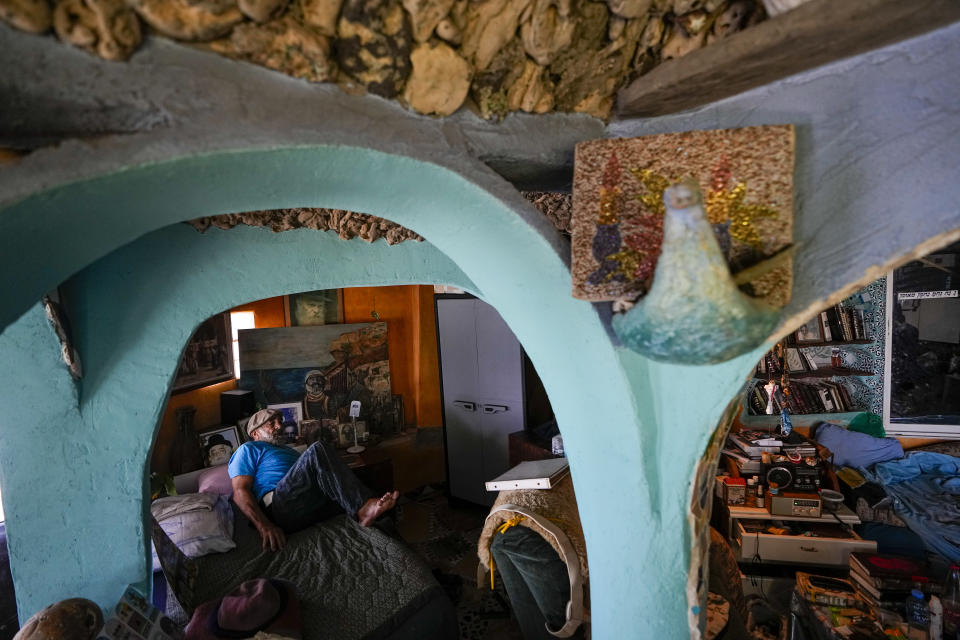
[358,491,399,527]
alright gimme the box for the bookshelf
[741,280,888,426]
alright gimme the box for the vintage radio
[765,463,822,492]
[770,491,822,518]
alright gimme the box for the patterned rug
[395,484,524,640]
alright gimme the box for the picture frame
[338,422,356,448]
[285,289,344,326]
[172,312,234,394]
[321,419,340,446]
[198,425,241,468]
[794,315,824,344]
[267,402,303,443]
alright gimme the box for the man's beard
[260,432,284,445]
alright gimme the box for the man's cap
[184,578,302,640]
[246,408,279,437]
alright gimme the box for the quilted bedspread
[161,502,442,640]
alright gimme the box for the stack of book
[747,379,858,415]
[848,552,944,612]
[721,431,817,475]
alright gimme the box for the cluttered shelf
[752,368,874,380]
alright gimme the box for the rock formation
[53,0,141,61]
[0,0,51,33]
[1,0,766,118]
[403,41,471,115]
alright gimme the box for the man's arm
[231,474,286,552]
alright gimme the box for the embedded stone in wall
[469,36,526,121]
[520,0,576,66]
[238,0,289,22]
[522,191,572,235]
[549,1,642,119]
[434,17,459,44]
[0,0,52,33]
[337,0,413,97]
[127,0,243,41]
[606,0,652,19]
[300,0,343,36]
[186,208,424,245]
[505,58,554,113]
[460,0,531,71]
[403,41,471,116]
[53,0,142,61]
[401,0,456,42]
[211,16,336,82]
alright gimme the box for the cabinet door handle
[482,404,508,414]
[453,401,476,412]
[800,546,819,553]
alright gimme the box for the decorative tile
[572,125,794,307]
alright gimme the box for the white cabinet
[437,297,525,505]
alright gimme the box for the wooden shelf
[754,367,873,379]
[741,410,864,426]
[788,340,872,348]
[617,0,960,117]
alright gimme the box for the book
[485,458,569,491]
[849,552,945,593]
[820,311,833,342]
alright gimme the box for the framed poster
[171,312,233,394]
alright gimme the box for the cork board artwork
[571,125,795,307]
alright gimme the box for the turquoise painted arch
[0,146,758,637]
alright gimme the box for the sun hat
[184,578,302,640]
[246,409,280,438]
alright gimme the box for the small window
[230,311,256,379]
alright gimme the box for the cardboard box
[723,477,747,506]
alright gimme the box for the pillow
[150,493,235,572]
[197,464,233,497]
[815,422,904,469]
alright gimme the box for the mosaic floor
[395,484,525,640]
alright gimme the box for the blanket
[863,451,960,562]
[153,501,445,640]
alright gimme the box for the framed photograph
[285,289,344,326]
[785,348,807,373]
[198,426,241,467]
[321,419,340,446]
[267,402,303,443]
[338,422,356,448]
[794,315,824,344]
[172,312,233,394]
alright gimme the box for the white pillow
[151,493,235,572]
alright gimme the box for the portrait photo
[198,426,241,467]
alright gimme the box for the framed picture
[794,315,824,344]
[172,312,233,394]
[198,426,241,467]
[338,422,356,448]
[285,289,344,326]
[267,402,303,443]
[321,419,340,446]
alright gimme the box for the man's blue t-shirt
[228,441,301,499]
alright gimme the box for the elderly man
[229,408,398,551]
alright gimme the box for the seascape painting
[238,323,395,435]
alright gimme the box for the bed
[823,429,960,563]
[151,486,458,639]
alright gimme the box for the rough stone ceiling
[0,0,767,121]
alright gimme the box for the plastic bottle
[942,565,960,640]
[932,595,944,640]
[907,587,931,636]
